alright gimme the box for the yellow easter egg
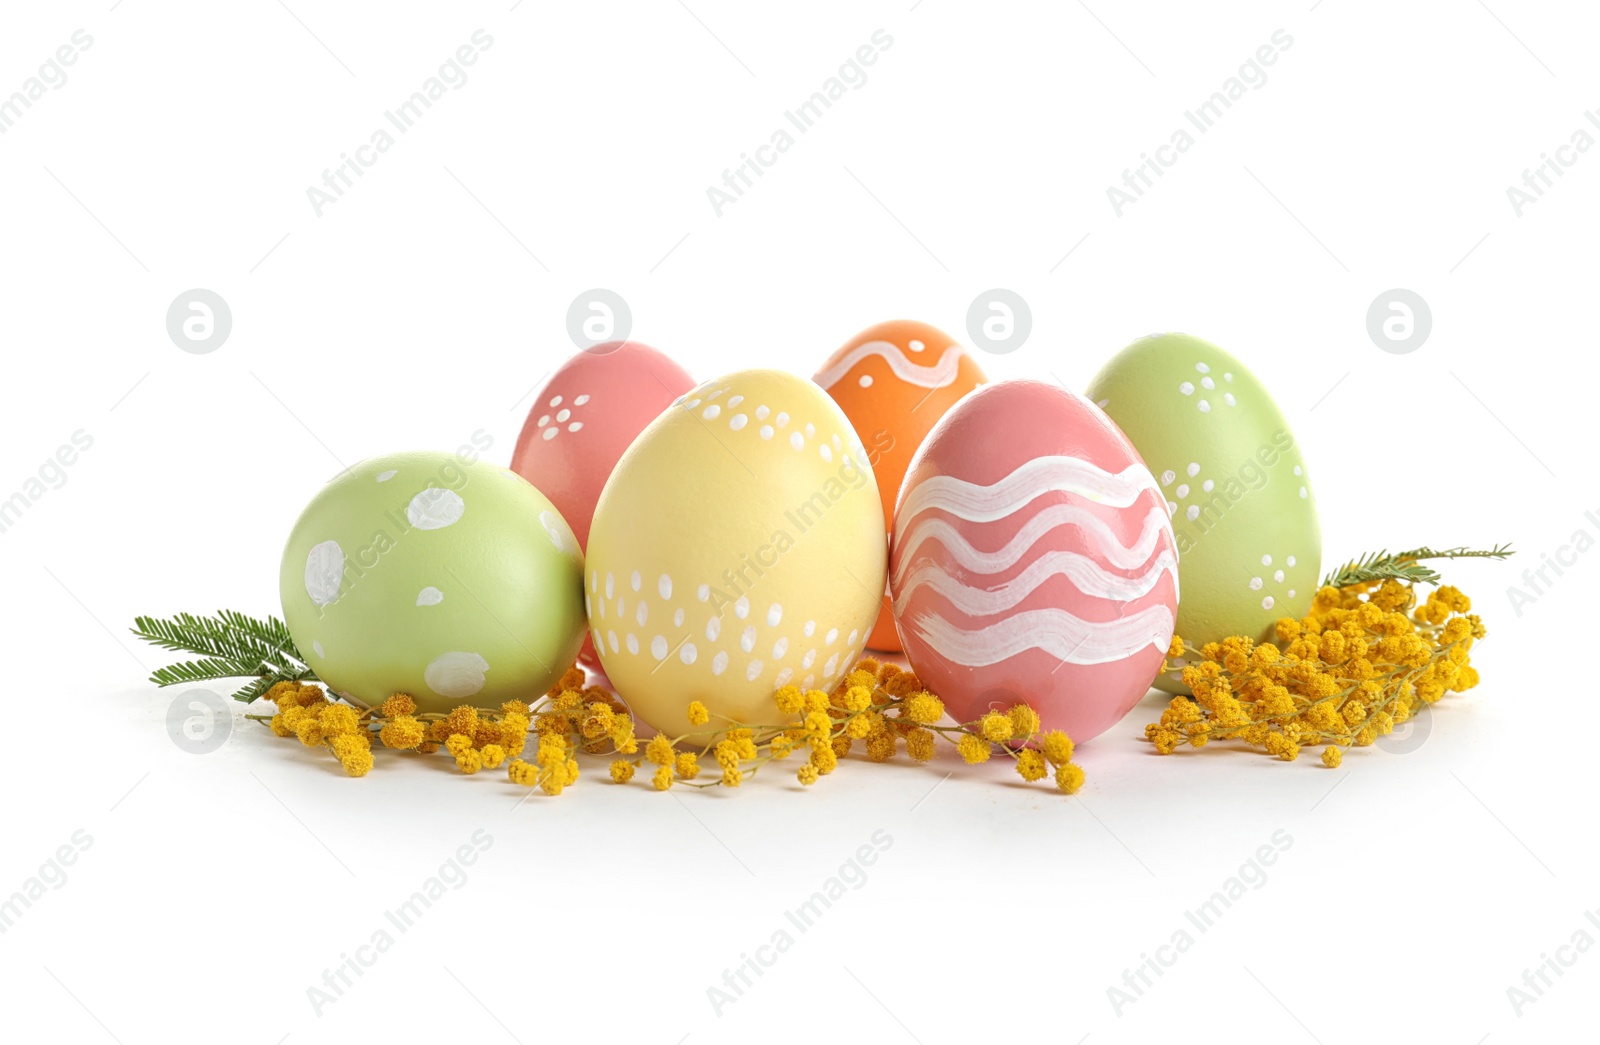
[585,370,887,736]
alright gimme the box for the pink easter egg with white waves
[890,379,1178,744]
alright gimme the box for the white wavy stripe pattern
[907,604,1176,668]
[893,502,1175,585]
[898,456,1162,519]
[893,546,1178,619]
[815,341,961,391]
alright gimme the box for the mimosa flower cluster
[1146,575,1485,766]
[610,657,1085,794]
[250,658,1085,795]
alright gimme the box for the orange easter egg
[814,320,987,651]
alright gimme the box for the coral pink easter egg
[511,341,694,667]
[890,380,1179,743]
[815,320,987,653]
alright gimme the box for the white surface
[0,1,1589,1042]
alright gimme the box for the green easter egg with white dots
[279,451,586,713]
[1086,334,1321,692]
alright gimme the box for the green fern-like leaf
[149,658,265,686]
[135,612,287,664]
[132,610,316,702]
[1322,544,1514,588]
[229,675,294,704]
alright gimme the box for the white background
[0,1,1591,1042]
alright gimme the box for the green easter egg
[1086,334,1321,691]
[279,451,586,713]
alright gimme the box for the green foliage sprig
[1321,544,1514,589]
[131,610,318,703]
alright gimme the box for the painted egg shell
[510,341,694,667]
[891,380,1179,743]
[585,370,887,736]
[1086,333,1321,691]
[511,341,694,548]
[815,320,987,652]
[279,451,586,714]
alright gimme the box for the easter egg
[814,320,987,652]
[1085,333,1321,690]
[891,380,1179,743]
[510,341,694,549]
[510,341,694,668]
[279,451,586,714]
[585,370,887,736]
